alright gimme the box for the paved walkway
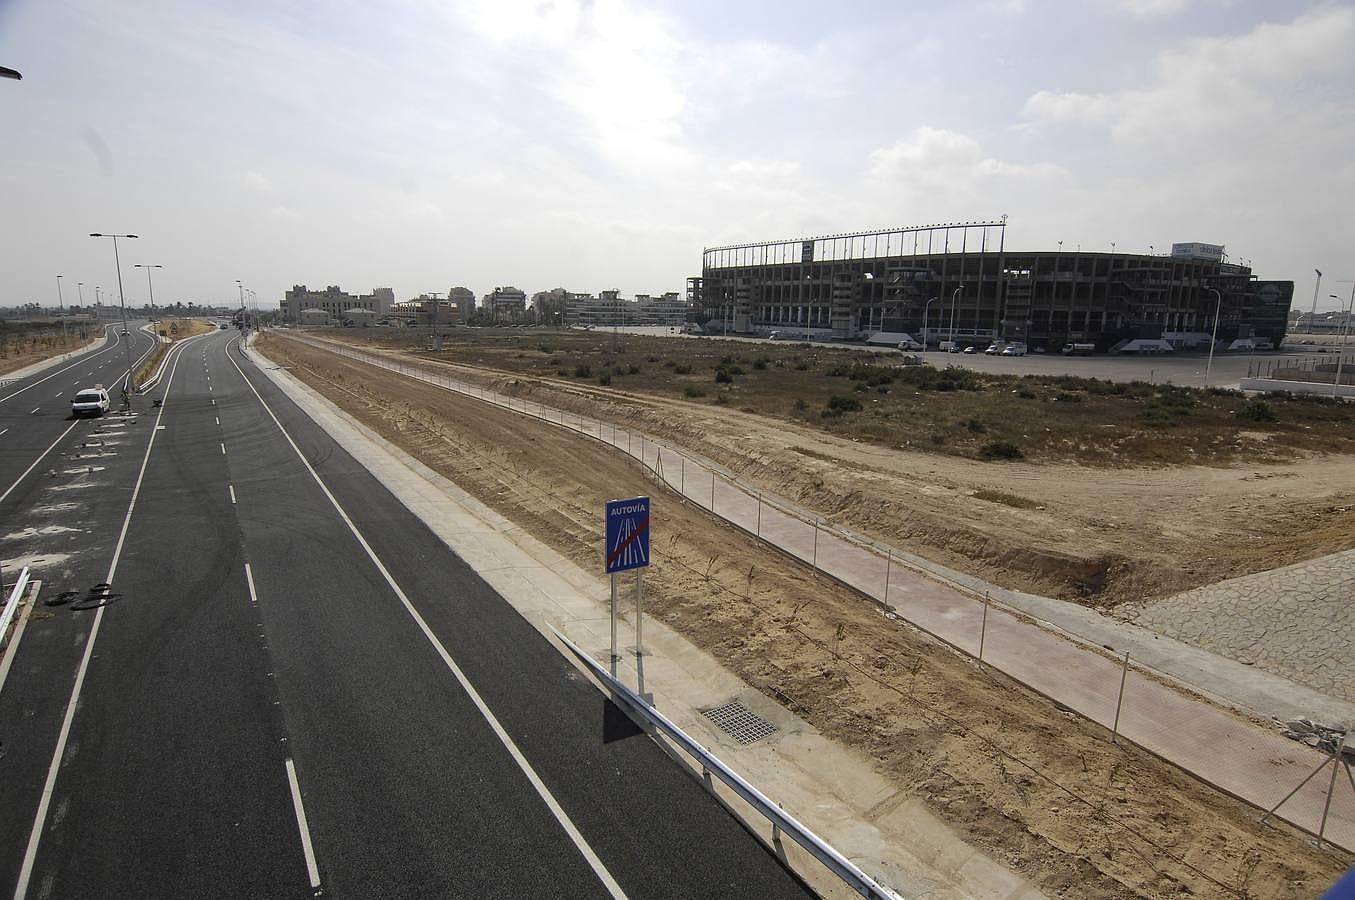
[278,331,1355,853]
[1119,550,1355,704]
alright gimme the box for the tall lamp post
[922,296,937,353]
[235,280,246,331]
[134,264,163,318]
[948,284,964,346]
[1203,287,1222,388]
[90,232,138,389]
[56,275,68,342]
[1308,270,1322,334]
[1330,289,1354,397]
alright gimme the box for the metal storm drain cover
[700,700,776,745]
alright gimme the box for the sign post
[605,496,651,693]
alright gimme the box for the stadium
[689,220,1293,351]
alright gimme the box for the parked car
[962,345,977,354]
[1000,342,1028,356]
[71,386,110,417]
[984,343,1000,355]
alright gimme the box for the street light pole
[1309,270,1322,334]
[90,233,139,390]
[1204,287,1222,388]
[949,285,964,346]
[923,296,937,353]
[1330,290,1354,397]
[135,264,163,318]
[236,280,246,331]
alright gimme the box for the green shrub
[752,358,768,370]
[714,369,733,384]
[979,440,1024,460]
[794,398,807,411]
[683,386,706,398]
[598,373,612,386]
[1017,388,1037,399]
[827,395,863,413]
[1236,400,1277,423]
[673,363,692,375]
[627,364,640,375]
[964,418,986,433]
[574,364,592,378]
[714,393,730,405]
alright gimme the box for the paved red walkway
[285,333,1355,852]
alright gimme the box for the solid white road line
[0,422,79,506]
[55,392,62,398]
[220,442,226,456]
[226,340,629,900]
[229,484,237,505]
[215,417,220,425]
[0,428,8,437]
[29,408,39,415]
[244,562,257,605]
[285,759,322,889]
[14,341,188,900]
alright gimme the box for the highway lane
[0,324,158,507]
[0,331,191,895]
[7,329,809,897]
[10,331,309,898]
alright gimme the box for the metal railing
[552,628,900,899]
[0,567,31,645]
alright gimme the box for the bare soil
[311,329,1355,606]
[258,333,1351,899]
[0,323,100,377]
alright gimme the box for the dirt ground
[258,333,1350,899]
[0,324,98,377]
[312,331,1355,606]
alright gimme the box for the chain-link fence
[272,330,1355,854]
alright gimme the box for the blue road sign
[605,496,650,574]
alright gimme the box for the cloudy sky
[1,0,1351,310]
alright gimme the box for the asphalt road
[0,329,811,898]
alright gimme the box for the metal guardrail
[551,628,900,899]
[1,567,32,644]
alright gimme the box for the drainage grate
[700,700,777,745]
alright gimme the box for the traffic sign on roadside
[605,496,650,574]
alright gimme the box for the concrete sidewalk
[247,337,1045,900]
[276,331,1355,855]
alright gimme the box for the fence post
[1318,731,1347,847]
[1112,651,1130,743]
[978,592,989,666]
[883,548,892,606]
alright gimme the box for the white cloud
[868,127,1065,185]
[1115,0,1192,18]
[1024,7,1355,142]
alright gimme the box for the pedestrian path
[278,331,1355,852]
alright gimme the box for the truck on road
[1062,342,1095,356]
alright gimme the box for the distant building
[634,292,688,326]
[697,223,1292,348]
[391,294,462,326]
[483,285,527,323]
[448,286,476,322]
[284,285,393,323]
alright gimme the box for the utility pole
[1309,270,1322,334]
[89,233,138,389]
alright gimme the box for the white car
[71,387,110,417]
